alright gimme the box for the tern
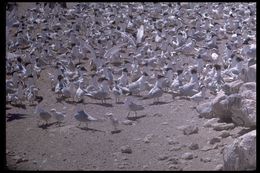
[50,109,66,126]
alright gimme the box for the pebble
[167,138,179,145]
[212,123,235,131]
[200,145,214,151]
[33,160,37,164]
[143,165,149,169]
[169,145,182,151]
[161,122,168,125]
[209,137,221,145]
[121,120,134,125]
[188,143,199,150]
[143,134,153,143]
[120,145,132,154]
[214,164,223,170]
[219,131,231,138]
[200,157,211,163]
[168,164,182,170]
[177,125,199,135]
[203,118,219,128]
[158,155,169,161]
[181,152,193,160]
[167,157,179,165]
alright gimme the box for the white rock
[121,120,134,125]
[223,130,256,170]
[181,152,193,160]
[214,164,223,170]
[203,118,219,128]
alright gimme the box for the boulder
[230,98,256,128]
[247,64,256,82]
[222,80,244,95]
[223,130,256,170]
[211,91,232,120]
[239,82,256,100]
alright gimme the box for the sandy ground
[6,61,249,171]
[5,2,255,171]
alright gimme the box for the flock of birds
[6,3,256,131]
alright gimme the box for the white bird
[189,85,207,107]
[50,109,66,126]
[143,75,164,103]
[74,81,84,102]
[117,68,128,87]
[137,25,144,43]
[34,105,52,126]
[84,78,110,103]
[127,72,149,95]
[74,109,103,129]
[124,94,144,117]
[112,80,123,103]
[105,112,119,132]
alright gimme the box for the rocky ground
[6,64,253,171]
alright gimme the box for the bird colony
[6,2,256,171]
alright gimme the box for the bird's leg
[127,111,131,117]
[85,122,88,129]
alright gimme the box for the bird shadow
[38,122,57,129]
[6,113,28,122]
[10,103,26,109]
[88,102,113,107]
[149,101,170,106]
[127,114,147,121]
[77,127,106,133]
[115,101,124,104]
[64,100,78,105]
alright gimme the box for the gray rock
[143,134,153,143]
[211,91,232,120]
[222,80,244,95]
[209,137,221,145]
[120,145,132,154]
[158,155,169,161]
[181,152,193,160]
[212,122,235,131]
[219,131,231,138]
[200,157,211,163]
[167,157,179,165]
[223,130,256,170]
[177,125,199,135]
[247,64,256,82]
[188,143,199,150]
[230,98,256,128]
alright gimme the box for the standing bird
[34,105,52,126]
[105,112,120,132]
[143,74,164,103]
[50,109,66,126]
[124,94,144,118]
[189,85,207,108]
[74,109,103,129]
